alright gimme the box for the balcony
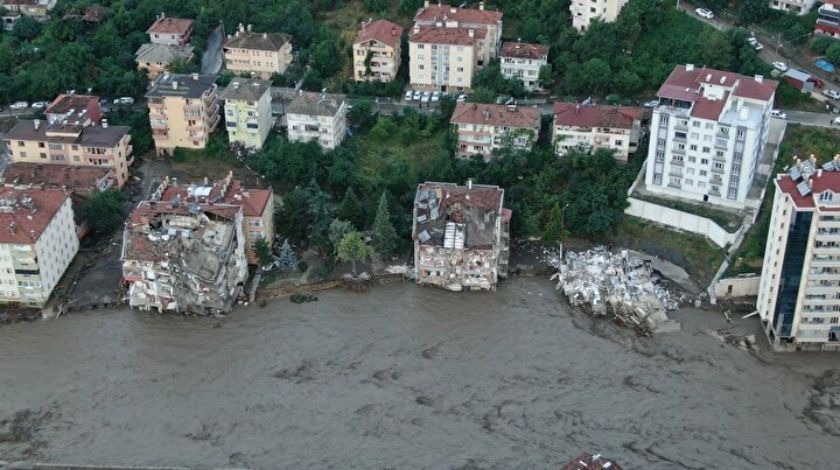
[711,166,725,175]
[208,113,221,132]
[667,182,682,189]
[672,146,686,155]
[670,158,684,167]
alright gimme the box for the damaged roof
[0,187,69,244]
[159,175,272,218]
[2,163,114,195]
[413,181,507,249]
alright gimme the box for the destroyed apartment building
[412,181,511,291]
[121,198,248,315]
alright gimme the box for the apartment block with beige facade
[224,24,294,79]
[413,1,503,69]
[4,119,133,187]
[145,73,220,156]
[0,187,79,308]
[570,0,629,32]
[353,19,403,83]
[451,103,541,159]
[409,26,481,91]
[552,102,643,163]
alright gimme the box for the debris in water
[562,451,623,470]
[711,329,756,352]
[290,293,318,304]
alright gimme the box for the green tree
[542,203,567,246]
[336,231,370,275]
[82,189,125,236]
[347,99,375,130]
[254,238,274,268]
[338,188,365,229]
[737,0,771,26]
[328,219,354,250]
[827,43,840,65]
[371,191,399,258]
[277,239,298,271]
[811,36,833,55]
[12,16,42,41]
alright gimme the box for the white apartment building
[451,103,541,159]
[571,0,629,32]
[221,77,273,151]
[644,64,778,210]
[553,102,643,163]
[285,92,347,150]
[409,26,480,91]
[815,0,840,38]
[413,1,503,68]
[353,19,404,83]
[0,188,79,308]
[769,0,817,15]
[499,41,548,91]
[757,159,840,352]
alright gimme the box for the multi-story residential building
[353,19,404,83]
[643,64,778,210]
[151,171,275,265]
[413,1,503,68]
[145,73,220,156]
[285,92,347,150]
[44,93,102,127]
[0,187,79,308]
[4,119,133,187]
[223,24,294,79]
[450,102,541,158]
[146,13,193,46]
[815,0,840,39]
[499,41,548,91]
[757,159,840,352]
[570,0,629,32]
[412,181,511,291]
[121,199,248,315]
[1,0,56,23]
[770,0,817,15]
[135,43,195,80]
[221,77,273,151]
[552,102,643,163]
[408,25,482,91]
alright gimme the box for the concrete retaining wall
[625,197,738,248]
[714,275,760,298]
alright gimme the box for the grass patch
[630,192,742,232]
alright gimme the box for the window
[691,133,699,140]
[685,179,694,186]
[687,168,695,175]
[701,158,709,165]
[702,147,710,153]
[692,121,700,128]
[690,144,698,151]
[700,170,708,176]
[40,152,46,159]
[17,141,24,147]
[688,156,696,163]
[20,152,26,159]
[38,142,44,148]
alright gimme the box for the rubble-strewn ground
[0,278,838,468]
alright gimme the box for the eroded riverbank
[0,278,838,469]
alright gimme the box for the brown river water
[1,277,839,469]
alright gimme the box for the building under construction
[121,198,248,315]
[412,181,511,291]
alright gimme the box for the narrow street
[200,24,224,75]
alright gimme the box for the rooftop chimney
[686,63,694,71]
[171,80,178,90]
[192,73,199,81]
[247,24,252,33]
[467,178,473,189]
[238,23,244,33]
[102,119,108,128]
[413,25,420,34]
[754,74,764,83]
[479,2,485,10]
[468,29,474,38]
[450,7,457,13]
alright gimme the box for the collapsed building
[412,181,511,291]
[121,199,248,315]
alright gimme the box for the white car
[824,89,840,100]
[772,61,788,72]
[695,8,714,19]
[833,116,840,126]
[421,91,431,103]
[113,97,134,105]
[31,101,48,110]
[771,109,787,120]
[9,101,29,111]
[753,42,763,51]
[431,91,441,102]
[404,90,413,101]
[456,93,467,103]
[412,90,422,101]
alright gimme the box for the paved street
[782,109,838,128]
[201,24,224,75]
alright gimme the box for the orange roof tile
[147,16,193,35]
[410,26,485,45]
[0,187,69,244]
[451,103,541,128]
[355,19,403,49]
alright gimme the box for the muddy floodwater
[1,278,839,469]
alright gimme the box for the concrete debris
[711,329,756,352]
[549,246,680,335]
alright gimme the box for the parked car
[31,101,48,110]
[833,116,840,126]
[456,93,467,103]
[404,90,413,101]
[9,101,29,111]
[412,90,423,101]
[643,99,659,108]
[695,8,714,19]
[824,89,840,100]
[771,109,787,120]
[772,61,788,72]
[421,91,432,103]
[113,97,134,105]
[752,42,763,51]
[431,91,441,102]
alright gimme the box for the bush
[298,261,309,273]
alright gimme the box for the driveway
[201,23,224,75]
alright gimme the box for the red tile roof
[147,16,193,35]
[414,4,502,24]
[0,187,69,244]
[2,163,114,195]
[500,41,548,60]
[553,102,642,129]
[656,65,777,103]
[776,171,840,209]
[452,103,541,128]
[159,178,271,218]
[410,26,485,45]
[690,92,729,120]
[355,19,403,49]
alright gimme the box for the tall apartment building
[552,102,643,163]
[221,77,273,151]
[571,0,629,32]
[285,92,347,150]
[408,26,481,91]
[770,0,817,15]
[815,0,840,39]
[757,159,840,352]
[146,13,193,46]
[44,93,102,127]
[499,41,548,92]
[413,1,503,68]
[412,181,511,292]
[0,187,79,308]
[4,119,133,187]
[223,24,294,79]
[644,64,778,209]
[353,19,403,83]
[145,73,220,156]
[450,103,541,158]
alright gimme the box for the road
[783,109,838,128]
[201,23,224,75]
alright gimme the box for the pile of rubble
[549,246,680,335]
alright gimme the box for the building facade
[146,14,193,46]
[643,64,778,209]
[221,77,273,151]
[499,41,548,91]
[451,103,541,158]
[0,187,78,308]
[353,19,403,83]
[4,119,133,187]
[570,0,629,32]
[44,93,102,127]
[412,181,511,291]
[552,102,643,163]
[1,0,56,20]
[285,92,347,150]
[757,159,840,352]
[135,43,195,80]
[145,73,220,156]
[413,1,503,68]
[769,0,817,15]
[223,24,294,79]
[815,0,840,39]
[408,26,480,91]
